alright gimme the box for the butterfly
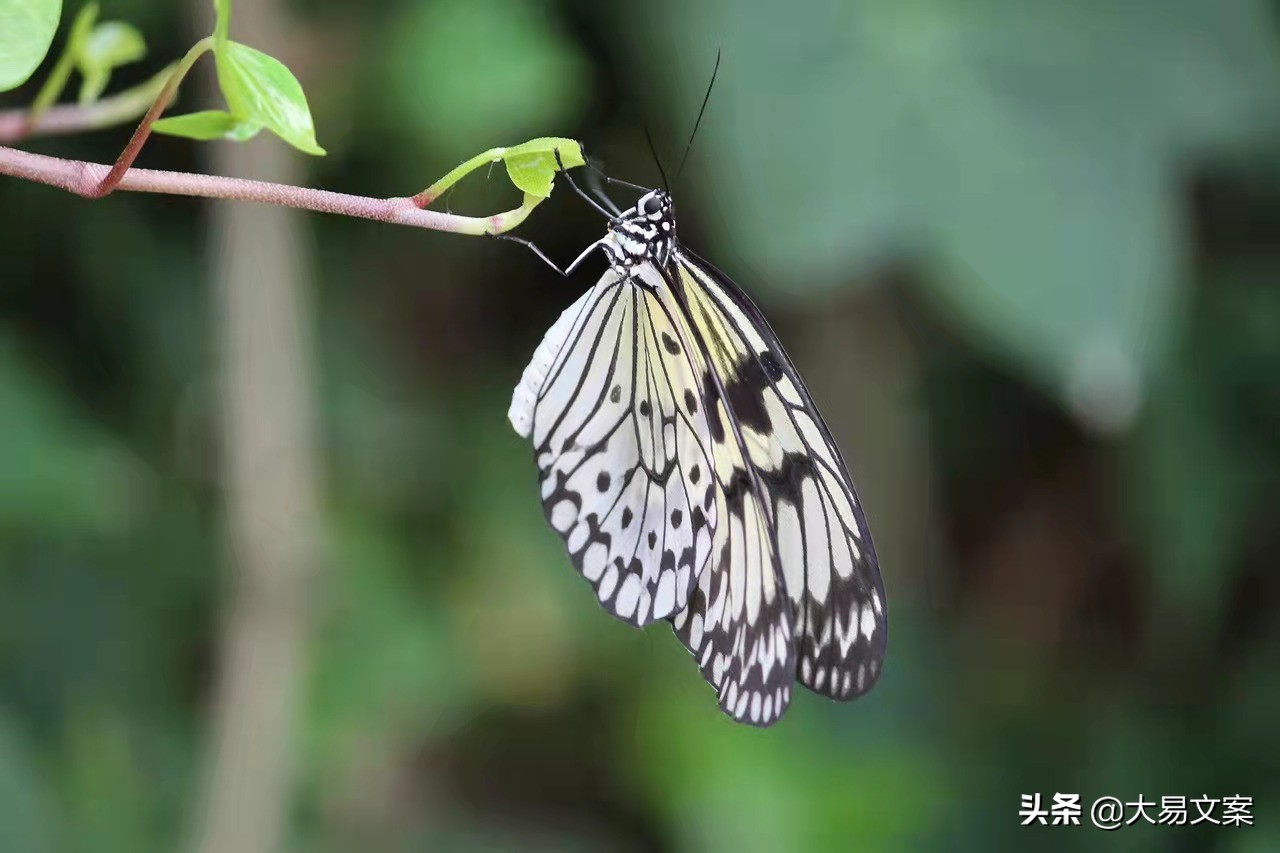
[506,164,887,726]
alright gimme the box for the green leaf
[639,0,1280,427]
[214,39,324,155]
[0,0,61,91]
[75,20,145,104]
[212,0,229,46]
[502,136,584,198]
[152,109,261,142]
[386,0,588,157]
[24,1,90,113]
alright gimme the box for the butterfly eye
[642,196,663,216]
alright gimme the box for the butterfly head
[633,189,673,224]
[604,189,676,273]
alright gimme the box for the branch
[0,144,537,234]
[89,38,214,197]
[0,32,541,235]
[0,66,174,142]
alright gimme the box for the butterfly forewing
[509,269,718,627]
[675,250,888,700]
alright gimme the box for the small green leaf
[153,109,261,142]
[0,0,62,91]
[502,136,584,198]
[212,0,230,46]
[214,39,324,155]
[75,20,145,104]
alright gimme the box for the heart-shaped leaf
[503,136,584,198]
[214,39,324,155]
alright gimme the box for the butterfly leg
[491,232,567,276]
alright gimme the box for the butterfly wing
[642,264,798,726]
[672,249,888,702]
[508,270,719,627]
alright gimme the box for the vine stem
[0,34,543,235]
[90,36,213,197]
[0,144,536,234]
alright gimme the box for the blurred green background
[4,0,1280,850]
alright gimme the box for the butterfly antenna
[554,148,617,222]
[643,126,671,191]
[676,49,721,180]
[586,156,652,195]
[583,159,625,216]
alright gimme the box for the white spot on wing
[654,571,676,619]
[615,574,641,620]
[689,613,704,649]
[598,563,618,601]
[581,543,607,581]
[567,523,588,553]
[551,500,576,532]
[860,604,876,642]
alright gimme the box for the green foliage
[385,0,588,157]
[629,681,945,851]
[0,339,138,535]
[1122,357,1257,627]
[75,18,145,103]
[211,0,229,47]
[415,138,585,223]
[30,2,147,108]
[0,0,61,91]
[24,0,92,114]
[212,40,324,155]
[150,108,258,141]
[642,0,1280,425]
[0,716,61,853]
[503,136,586,198]
[151,0,328,156]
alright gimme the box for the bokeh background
[3,0,1280,850]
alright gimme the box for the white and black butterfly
[507,167,886,726]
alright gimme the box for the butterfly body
[509,187,886,726]
[601,189,675,271]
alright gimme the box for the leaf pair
[153,0,322,154]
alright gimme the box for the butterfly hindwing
[675,250,888,701]
[647,265,797,726]
[508,269,718,627]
